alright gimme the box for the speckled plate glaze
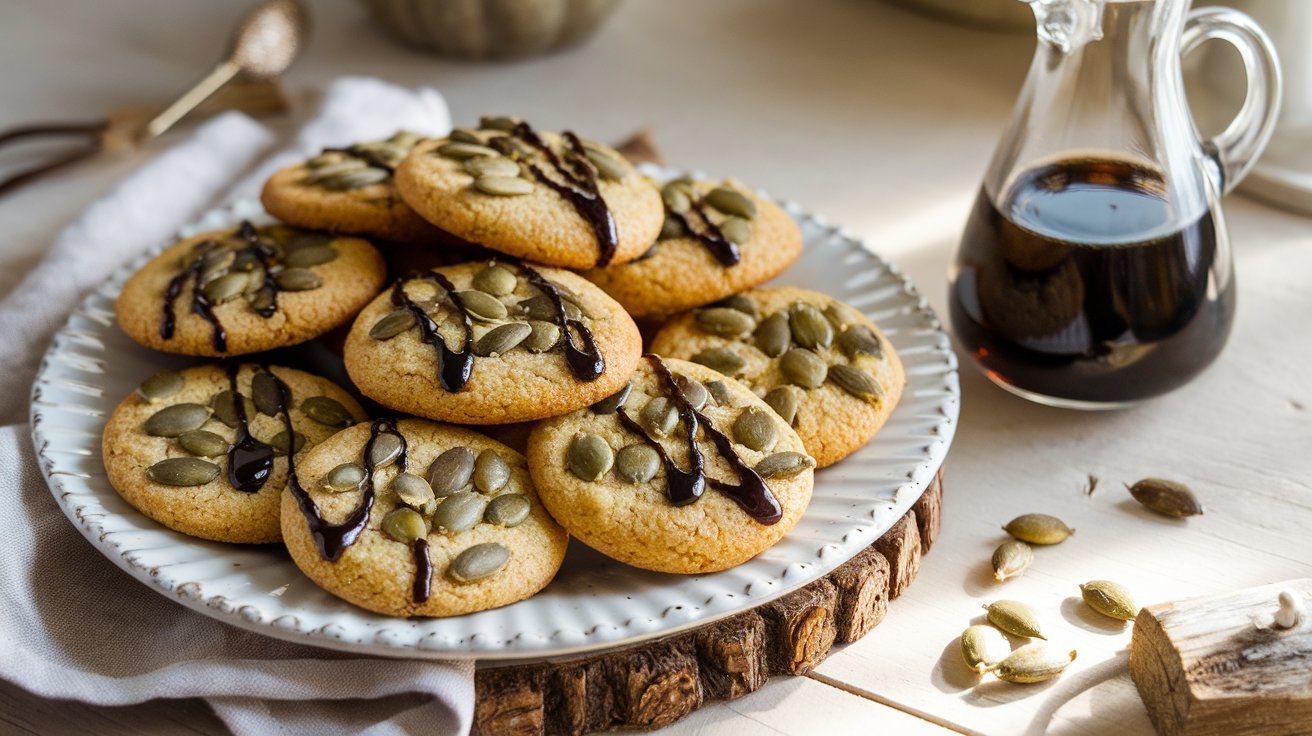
[31,182,958,661]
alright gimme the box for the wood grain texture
[1129,579,1312,736]
[473,475,943,735]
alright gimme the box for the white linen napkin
[0,77,473,735]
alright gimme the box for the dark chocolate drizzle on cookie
[520,265,605,382]
[617,355,782,524]
[508,122,619,267]
[224,364,275,494]
[390,272,475,392]
[673,200,741,267]
[412,538,432,603]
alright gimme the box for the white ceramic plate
[31,192,959,661]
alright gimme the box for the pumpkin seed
[248,286,276,312]
[661,183,691,213]
[382,507,427,543]
[456,290,509,321]
[449,542,510,582]
[307,151,347,168]
[704,187,757,218]
[733,407,778,452]
[1002,513,1074,545]
[837,325,884,360]
[994,644,1077,684]
[303,159,366,183]
[448,127,483,144]
[696,307,756,337]
[960,625,1011,674]
[144,403,212,437]
[474,175,534,196]
[392,472,436,508]
[755,452,815,479]
[985,600,1046,639]
[520,294,581,321]
[437,142,498,159]
[585,148,627,181]
[789,304,834,350]
[301,396,354,428]
[464,156,521,178]
[754,313,791,358]
[780,348,827,389]
[177,429,230,458]
[428,446,476,496]
[147,457,220,486]
[274,268,323,291]
[1080,580,1138,621]
[478,115,519,131]
[567,433,614,481]
[202,273,248,304]
[269,430,305,456]
[1126,478,1203,518]
[719,217,752,245]
[319,167,389,190]
[475,322,532,356]
[485,494,531,527]
[828,364,883,402]
[692,347,746,376]
[704,380,734,407]
[284,232,331,252]
[487,135,527,156]
[242,265,267,296]
[640,397,679,437]
[660,214,685,240]
[368,431,405,469]
[590,381,631,414]
[138,369,183,402]
[823,303,856,329]
[615,444,660,484]
[714,294,758,318]
[763,386,801,426]
[370,309,417,340]
[282,245,338,268]
[673,374,709,410]
[522,320,561,353]
[472,264,517,296]
[473,450,511,494]
[991,541,1034,582]
[210,391,255,428]
[322,462,366,492]
[250,372,282,416]
[432,491,486,533]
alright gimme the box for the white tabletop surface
[3,0,1311,734]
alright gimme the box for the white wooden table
[3,1,1310,733]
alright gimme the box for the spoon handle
[144,60,241,139]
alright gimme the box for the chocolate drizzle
[509,123,619,267]
[390,272,475,391]
[288,416,406,562]
[412,538,432,603]
[521,265,605,382]
[224,364,275,494]
[619,355,782,524]
[673,201,740,267]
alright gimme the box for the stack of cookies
[103,117,905,618]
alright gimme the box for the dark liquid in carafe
[949,158,1234,404]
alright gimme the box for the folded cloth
[0,77,472,735]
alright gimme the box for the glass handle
[1182,7,1283,194]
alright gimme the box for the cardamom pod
[1079,580,1139,621]
[994,644,1077,684]
[1126,478,1203,518]
[991,541,1034,582]
[1002,513,1074,545]
[984,599,1046,639]
[960,624,1011,674]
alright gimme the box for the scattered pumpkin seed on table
[960,624,1011,673]
[984,599,1046,639]
[1126,478,1203,518]
[991,541,1034,582]
[1002,513,1074,545]
[1080,580,1139,621]
[993,644,1077,684]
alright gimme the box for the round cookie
[394,117,663,269]
[582,177,802,317]
[116,222,387,357]
[280,418,567,617]
[261,132,446,244]
[527,356,814,574]
[344,261,642,424]
[102,363,368,544]
[649,287,905,468]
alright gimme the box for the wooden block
[1130,578,1312,736]
[873,511,921,599]
[693,611,769,700]
[608,638,703,729]
[830,547,892,644]
[473,665,545,736]
[913,472,944,555]
[542,661,587,736]
[761,578,839,676]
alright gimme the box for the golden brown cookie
[116,222,387,357]
[102,363,367,544]
[526,356,814,574]
[260,133,446,244]
[582,177,802,317]
[649,287,905,468]
[393,118,663,269]
[344,261,642,425]
[281,418,568,617]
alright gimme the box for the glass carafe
[949,0,1281,409]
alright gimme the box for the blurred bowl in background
[887,0,1032,31]
[358,0,621,59]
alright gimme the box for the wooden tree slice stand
[473,472,944,735]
